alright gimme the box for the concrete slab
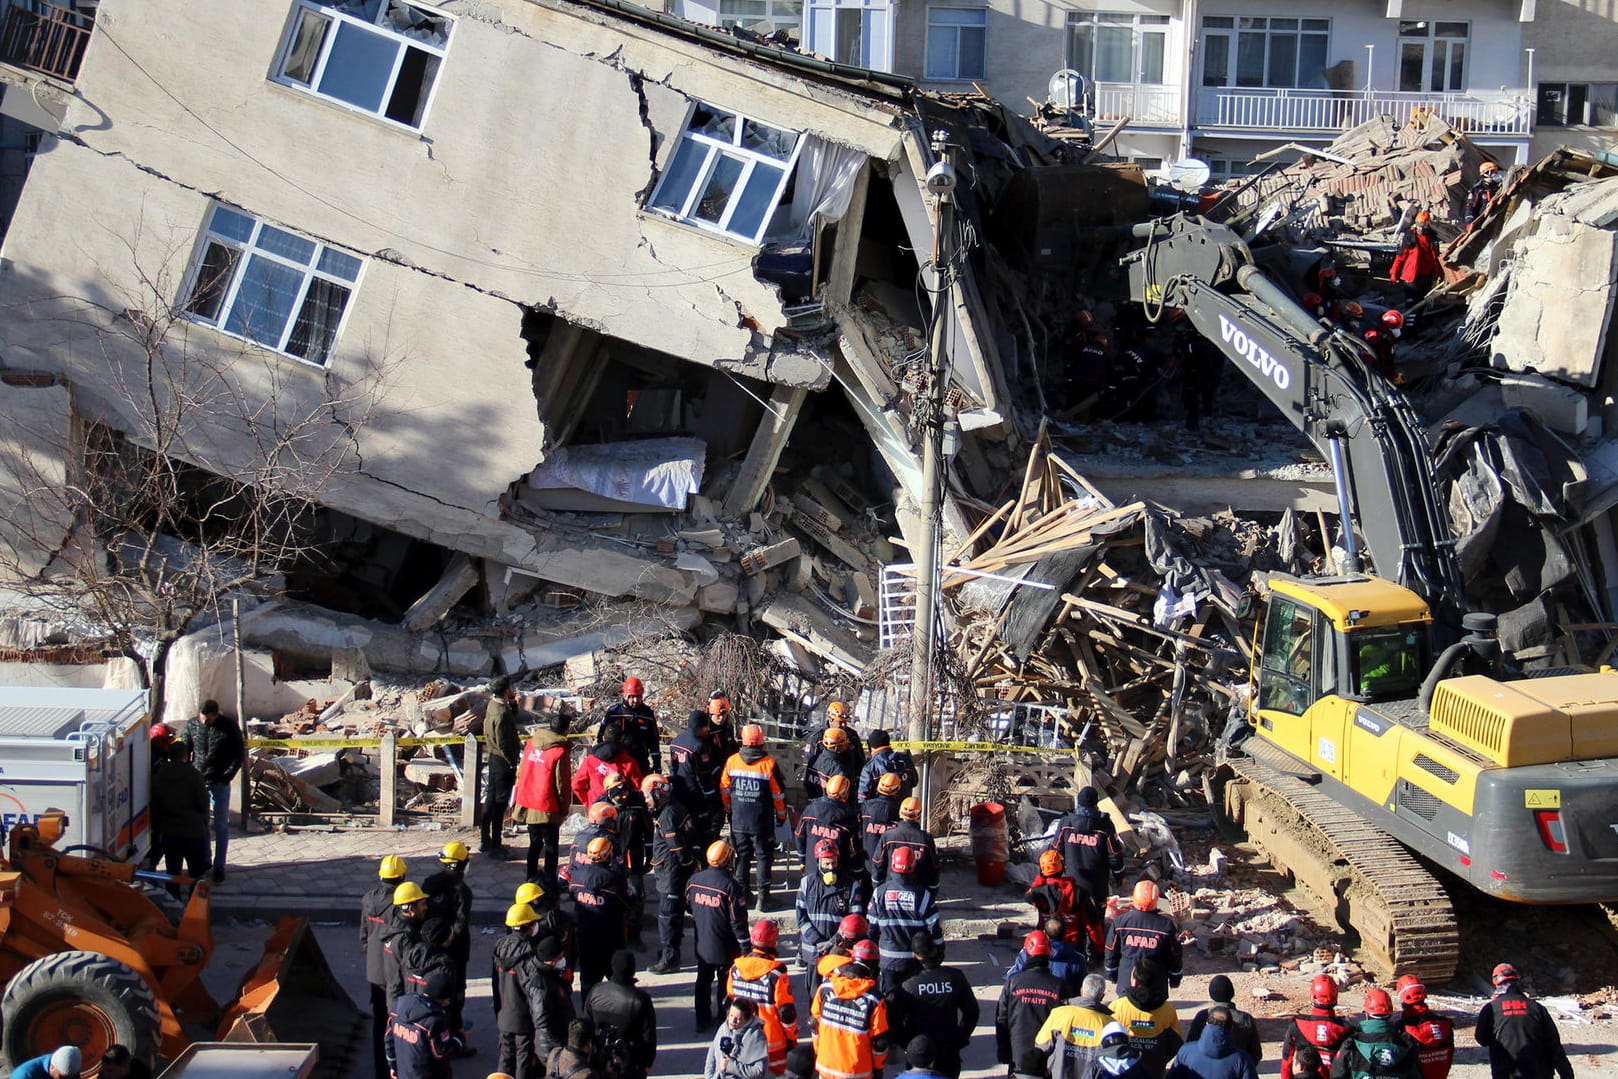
[1491,213,1618,387]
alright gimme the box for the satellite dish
[1047,69,1087,110]
[1167,158,1212,191]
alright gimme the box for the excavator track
[1221,740,1460,984]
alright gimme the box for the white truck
[0,686,152,861]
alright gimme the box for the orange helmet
[1480,160,1500,174]
[741,724,764,747]
[641,774,669,798]
[1363,987,1394,1019]
[1342,301,1364,320]
[707,840,735,869]
[621,676,644,697]
[1311,974,1339,1007]
[751,919,779,949]
[708,690,731,717]
[877,773,903,796]
[586,836,614,864]
[900,797,922,821]
[1131,879,1160,911]
[826,775,852,801]
[1395,974,1426,1006]
[1038,849,1065,877]
[588,802,618,826]
[1492,962,1520,986]
[822,727,850,751]
[828,701,851,722]
[603,772,625,791]
[1415,210,1431,223]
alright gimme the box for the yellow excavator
[0,812,361,1076]
[1122,215,1618,982]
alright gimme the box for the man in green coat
[482,676,523,859]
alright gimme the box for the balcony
[1195,86,1535,138]
[1091,81,1182,127]
[0,1,93,82]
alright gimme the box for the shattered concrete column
[825,161,872,305]
[401,553,480,632]
[723,385,808,516]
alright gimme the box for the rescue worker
[1175,318,1224,433]
[728,919,800,1076]
[1033,973,1112,1079]
[602,675,661,774]
[1027,849,1081,943]
[12,1046,81,1079]
[1466,161,1503,223]
[1187,976,1262,1065]
[723,723,788,909]
[363,855,408,1079]
[512,709,572,889]
[515,880,576,969]
[797,843,866,999]
[1167,1006,1256,1079]
[1009,917,1087,998]
[1054,788,1123,960]
[1394,976,1454,1079]
[492,902,545,1079]
[871,846,944,993]
[482,676,522,860]
[1105,880,1182,1000]
[1361,309,1404,382]
[584,950,658,1079]
[1304,255,1343,310]
[708,689,742,764]
[671,709,725,846]
[423,841,475,1039]
[150,741,209,898]
[145,723,176,870]
[811,915,871,1002]
[382,881,432,1009]
[806,728,863,807]
[1329,987,1420,1079]
[1282,975,1353,1079]
[798,775,862,877]
[1088,1022,1153,1079]
[647,772,700,975]
[857,730,915,800]
[1391,211,1440,307]
[387,968,463,1079]
[997,930,1065,1077]
[572,718,645,809]
[1473,963,1574,1079]
[785,1046,818,1079]
[568,801,622,872]
[889,933,978,1079]
[1109,958,1183,1079]
[872,798,940,891]
[707,999,773,1079]
[859,773,903,870]
[804,701,867,800]
[688,839,752,1029]
[598,772,653,940]
[810,941,889,1079]
[567,836,631,997]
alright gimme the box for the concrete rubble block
[403,757,459,790]
[697,579,741,613]
[495,607,701,675]
[0,381,74,576]
[280,751,343,788]
[483,561,541,614]
[740,537,801,576]
[758,593,871,674]
[525,535,698,607]
[1491,214,1618,388]
[1498,374,1590,436]
[239,600,492,677]
[674,551,720,586]
[401,552,480,633]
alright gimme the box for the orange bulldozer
[0,812,362,1076]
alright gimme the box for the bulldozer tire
[0,951,160,1073]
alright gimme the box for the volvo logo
[1218,314,1291,390]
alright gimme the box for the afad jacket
[728,951,800,1075]
[721,747,787,834]
[812,971,889,1079]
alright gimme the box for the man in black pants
[647,774,699,975]
[685,839,750,1029]
[482,675,522,858]
[361,855,408,1079]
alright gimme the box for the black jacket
[150,758,209,841]
[891,962,979,1057]
[602,701,661,774]
[1105,908,1183,997]
[422,867,472,961]
[652,799,699,890]
[1188,1004,1263,1063]
[806,744,862,792]
[605,785,653,874]
[858,795,901,864]
[491,929,538,1035]
[670,727,722,808]
[1055,809,1123,896]
[585,978,659,1069]
[568,862,630,951]
[381,917,429,1003]
[796,795,860,867]
[525,961,576,1059]
[1474,987,1574,1079]
[386,992,462,1079]
[872,821,940,888]
[182,714,243,784]
[361,883,395,986]
[685,866,749,965]
[996,959,1065,1065]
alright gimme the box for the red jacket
[1400,1005,1455,1079]
[1391,229,1440,283]
[513,730,572,823]
[571,743,644,807]
[1026,873,1081,943]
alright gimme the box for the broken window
[925,7,986,82]
[1066,12,1168,86]
[718,0,803,34]
[648,103,804,245]
[1536,82,1615,126]
[1200,15,1327,90]
[181,204,362,368]
[273,0,451,129]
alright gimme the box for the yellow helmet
[586,836,615,864]
[505,902,540,928]
[379,855,408,880]
[393,881,428,906]
[515,881,545,906]
[440,841,470,864]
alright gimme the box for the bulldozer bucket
[216,918,364,1078]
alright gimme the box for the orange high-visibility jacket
[720,750,786,833]
[811,971,888,1079]
[728,951,799,1075]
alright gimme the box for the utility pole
[907,131,957,748]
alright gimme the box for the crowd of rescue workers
[127,673,1576,1079]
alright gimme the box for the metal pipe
[1235,263,1330,347]
[1325,432,1363,573]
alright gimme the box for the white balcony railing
[1195,86,1535,136]
[1091,81,1183,127]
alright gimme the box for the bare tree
[0,237,394,719]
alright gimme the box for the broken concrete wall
[0,379,73,576]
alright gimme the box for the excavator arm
[1120,214,1467,632]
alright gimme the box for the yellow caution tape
[892,740,1082,755]
[247,733,1076,754]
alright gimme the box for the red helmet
[1363,987,1394,1019]
[1381,309,1405,331]
[1395,974,1426,1006]
[838,914,868,940]
[1302,291,1323,311]
[889,846,919,876]
[621,676,644,697]
[813,839,839,861]
[1492,962,1520,986]
[851,939,880,964]
[1311,974,1339,1007]
[1022,930,1051,958]
[750,919,780,949]
[149,723,175,749]
[741,724,765,747]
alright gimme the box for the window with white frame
[1538,82,1618,127]
[804,0,893,71]
[647,104,803,245]
[182,205,362,368]
[926,8,986,81]
[1397,20,1467,94]
[718,0,802,34]
[274,0,451,129]
[1201,16,1328,89]
[1065,12,1168,85]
